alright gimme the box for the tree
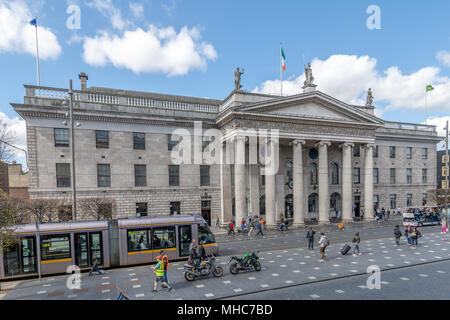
[0,119,18,163]
[428,188,450,208]
[79,198,113,220]
[20,198,59,223]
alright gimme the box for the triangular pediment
[233,91,384,125]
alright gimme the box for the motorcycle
[184,254,224,281]
[228,252,261,274]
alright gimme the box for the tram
[0,215,218,280]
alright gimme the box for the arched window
[308,193,318,212]
[310,163,318,185]
[332,163,339,185]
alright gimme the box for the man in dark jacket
[306,228,315,250]
[394,225,402,245]
[197,240,206,261]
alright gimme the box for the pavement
[2,219,449,300]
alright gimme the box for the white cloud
[0,112,27,159]
[82,26,218,76]
[437,51,450,67]
[254,54,450,114]
[87,0,131,30]
[129,2,143,18]
[0,0,62,59]
[424,116,449,149]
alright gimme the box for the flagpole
[34,16,40,87]
[280,43,283,96]
[425,90,428,125]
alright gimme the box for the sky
[1,0,450,168]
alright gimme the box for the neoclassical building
[12,71,441,227]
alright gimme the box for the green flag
[426,85,434,92]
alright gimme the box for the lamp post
[445,121,449,220]
[35,221,41,282]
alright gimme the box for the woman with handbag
[410,227,419,248]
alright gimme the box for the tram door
[75,232,103,267]
[178,225,192,257]
[3,237,36,276]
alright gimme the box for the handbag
[410,231,417,237]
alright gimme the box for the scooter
[183,254,223,281]
[228,252,261,274]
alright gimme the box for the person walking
[386,209,390,221]
[338,223,345,232]
[441,216,447,234]
[394,225,402,246]
[405,225,412,246]
[411,226,421,248]
[256,219,264,236]
[160,249,170,287]
[318,233,328,261]
[260,217,265,231]
[228,220,235,235]
[88,258,104,276]
[240,219,246,234]
[397,207,401,216]
[152,256,172,292]
[306,228,315,250]
[352,232,361,256]
[248,218,255,236]
[215,217,220,229]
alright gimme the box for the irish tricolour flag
[281,47,286,71]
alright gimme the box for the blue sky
[1,0,450,165]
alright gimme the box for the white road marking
[293,270,300,273]
[308,276,317,280]
[387,264,394,267]
[419,274,429,277]
[37,291,47,294]
[136,293,144,298]
[223,281,231,284]
[285,280,293,284]
[102,276,110,280]
[350,270,358,273]
[310,294,320,299]
[260,284,270,288]
[272,273,279,277]
[127,268,134,271]
[130,278,138,281]
[248,277,256,280]
[335,290,344,294]
[400,277,409,281]
[102,289,110,293]
[205,293,214,298]
[233,288,243,292]
[196,285,205,288]
[133,285,141,289]
[313,267,320,270]
[329,273,338,276]
[129,273,136,276]
[280,265,287,268]
[437,270,446,274]
[68,294,77,298]
[43,284,51,287]
[381,281,390,285]
[333,264,340,267]
[102,282,110,285]
[358,285,367,289]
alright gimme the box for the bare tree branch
[79,197,113,221]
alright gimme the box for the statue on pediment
[303,62,315,87]
[366,88,374,106]
[234,67,244,91]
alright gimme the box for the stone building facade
[11,72,442,227]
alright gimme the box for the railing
[384,121,436,132]
[25,85,219,113]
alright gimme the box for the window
[373,168,378,184]
[421,168,427,184]
[353,145,360,157]
[170,201,181,215]
[373,195,379,210]
[422,148,428,159]
[134,164,147,187]
[390,146,396,158]
[406,168,412,184]
[390,194,396,210]
[261,175,265,186]
[443,180,449,189]
[97,164,111,187]
[127,229,151,252]
[202,136,211,152]
[54,128,69,147]
[95,130,109,148]
[353,167,360,184]
[56,163,70,187]
[200,165,210,186]
[422,193,427,206]
[406,147,412,159]
[310,163,318,185]
[390,168,396,184]
[308,193,318,212]
[40,234,71,260]
[169,165,179,186]
[407,194,412,207]
[443,166,449,177]
[133,132,145,150]
[136,202,148,217]
[168,134,179,151]
[198,224,215,244]
[152,226,176,250]
[331,163,339,185]
[373,146,378,158]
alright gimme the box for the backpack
[324,237,330,247]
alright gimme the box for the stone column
[249,164,260,217]
[341,142,354,222]
[234,136,247,226]
[363,144,374,220]
[220,142,232,226]
[265,139,277,228]
[317,141,331,224]
[291,139,306,226]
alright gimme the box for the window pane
[390,168,396,184]
[127,229,151,252]
[168,134,179,151]
[41,234,70,260]
[56,163,70,187]
[198,225,215,244]
[406,147,412,159]
[170,201,181,215]
[134,164,147,187]
[152,227,176,250]
[54,128,69,147]
[390,146,396,158]
[97,164,111,187]
[422,169,427,183]
[169,165,179,186]
[136,202,148,217]
[200,165,210,186]
[422,148,427,159]
[373,168,378,184]
[373,146,378,158]
[353,145,360,157]
[353,168,360,184]
[95,130,109,148]
[133,132,145,150]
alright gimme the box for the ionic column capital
[316,140,331,148]
[362,143,376,150]
[232,135,247,143]
[339,142,354,149]
[290,139,306,147]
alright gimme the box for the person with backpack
[306,227,315,250]
[152,256,172,292]
[197,240,206,261]
[410,226,421,248]
[352,232,361,256]
[228,220,235,235]
[318,233,329,261]
[394,225,402,246]
[160,249,170,286]
[256,219,264,236]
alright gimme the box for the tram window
[40,234,71,260]
[152,227,176,250]
[127,229,151,252]
[198,225,215,244]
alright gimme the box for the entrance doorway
[354,195,361,217]
[178,225,192,257]
[74,232,103,268]
[2,237,36,276]
[201,200,211,226]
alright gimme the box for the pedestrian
[189,244,199,266]
[360,207,364,219]
[405,225,411,246]
[352,232,361,256]
[117,287,130,300]
[228,220,235,235]
[381,207,385,221]
[88,257,104,276]
[441,216,447,234]
[338,222,345,232]
[306,227,315,250]
[318,233,329,261]
[189,238,196,252]
[256,219,264,236]
[394,225,402,246]
[160,249,170,287]
[152,256,172,292]
[397,207,401,216]
[411,226,421,248]
[215,217,220,229]
[240,219,246,233]
[197,240,206,261]
[260,217,265,230]
[248,218,255,236]
[335,209,339,220]
[386,209,390,221]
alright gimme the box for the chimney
[78,72,88,90]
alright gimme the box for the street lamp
[62,80,81,221]
[35,221,41,282]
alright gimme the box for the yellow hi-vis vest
[155,262,164,276]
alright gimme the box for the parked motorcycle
[228,252,261,274]
[184,254,223,281]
